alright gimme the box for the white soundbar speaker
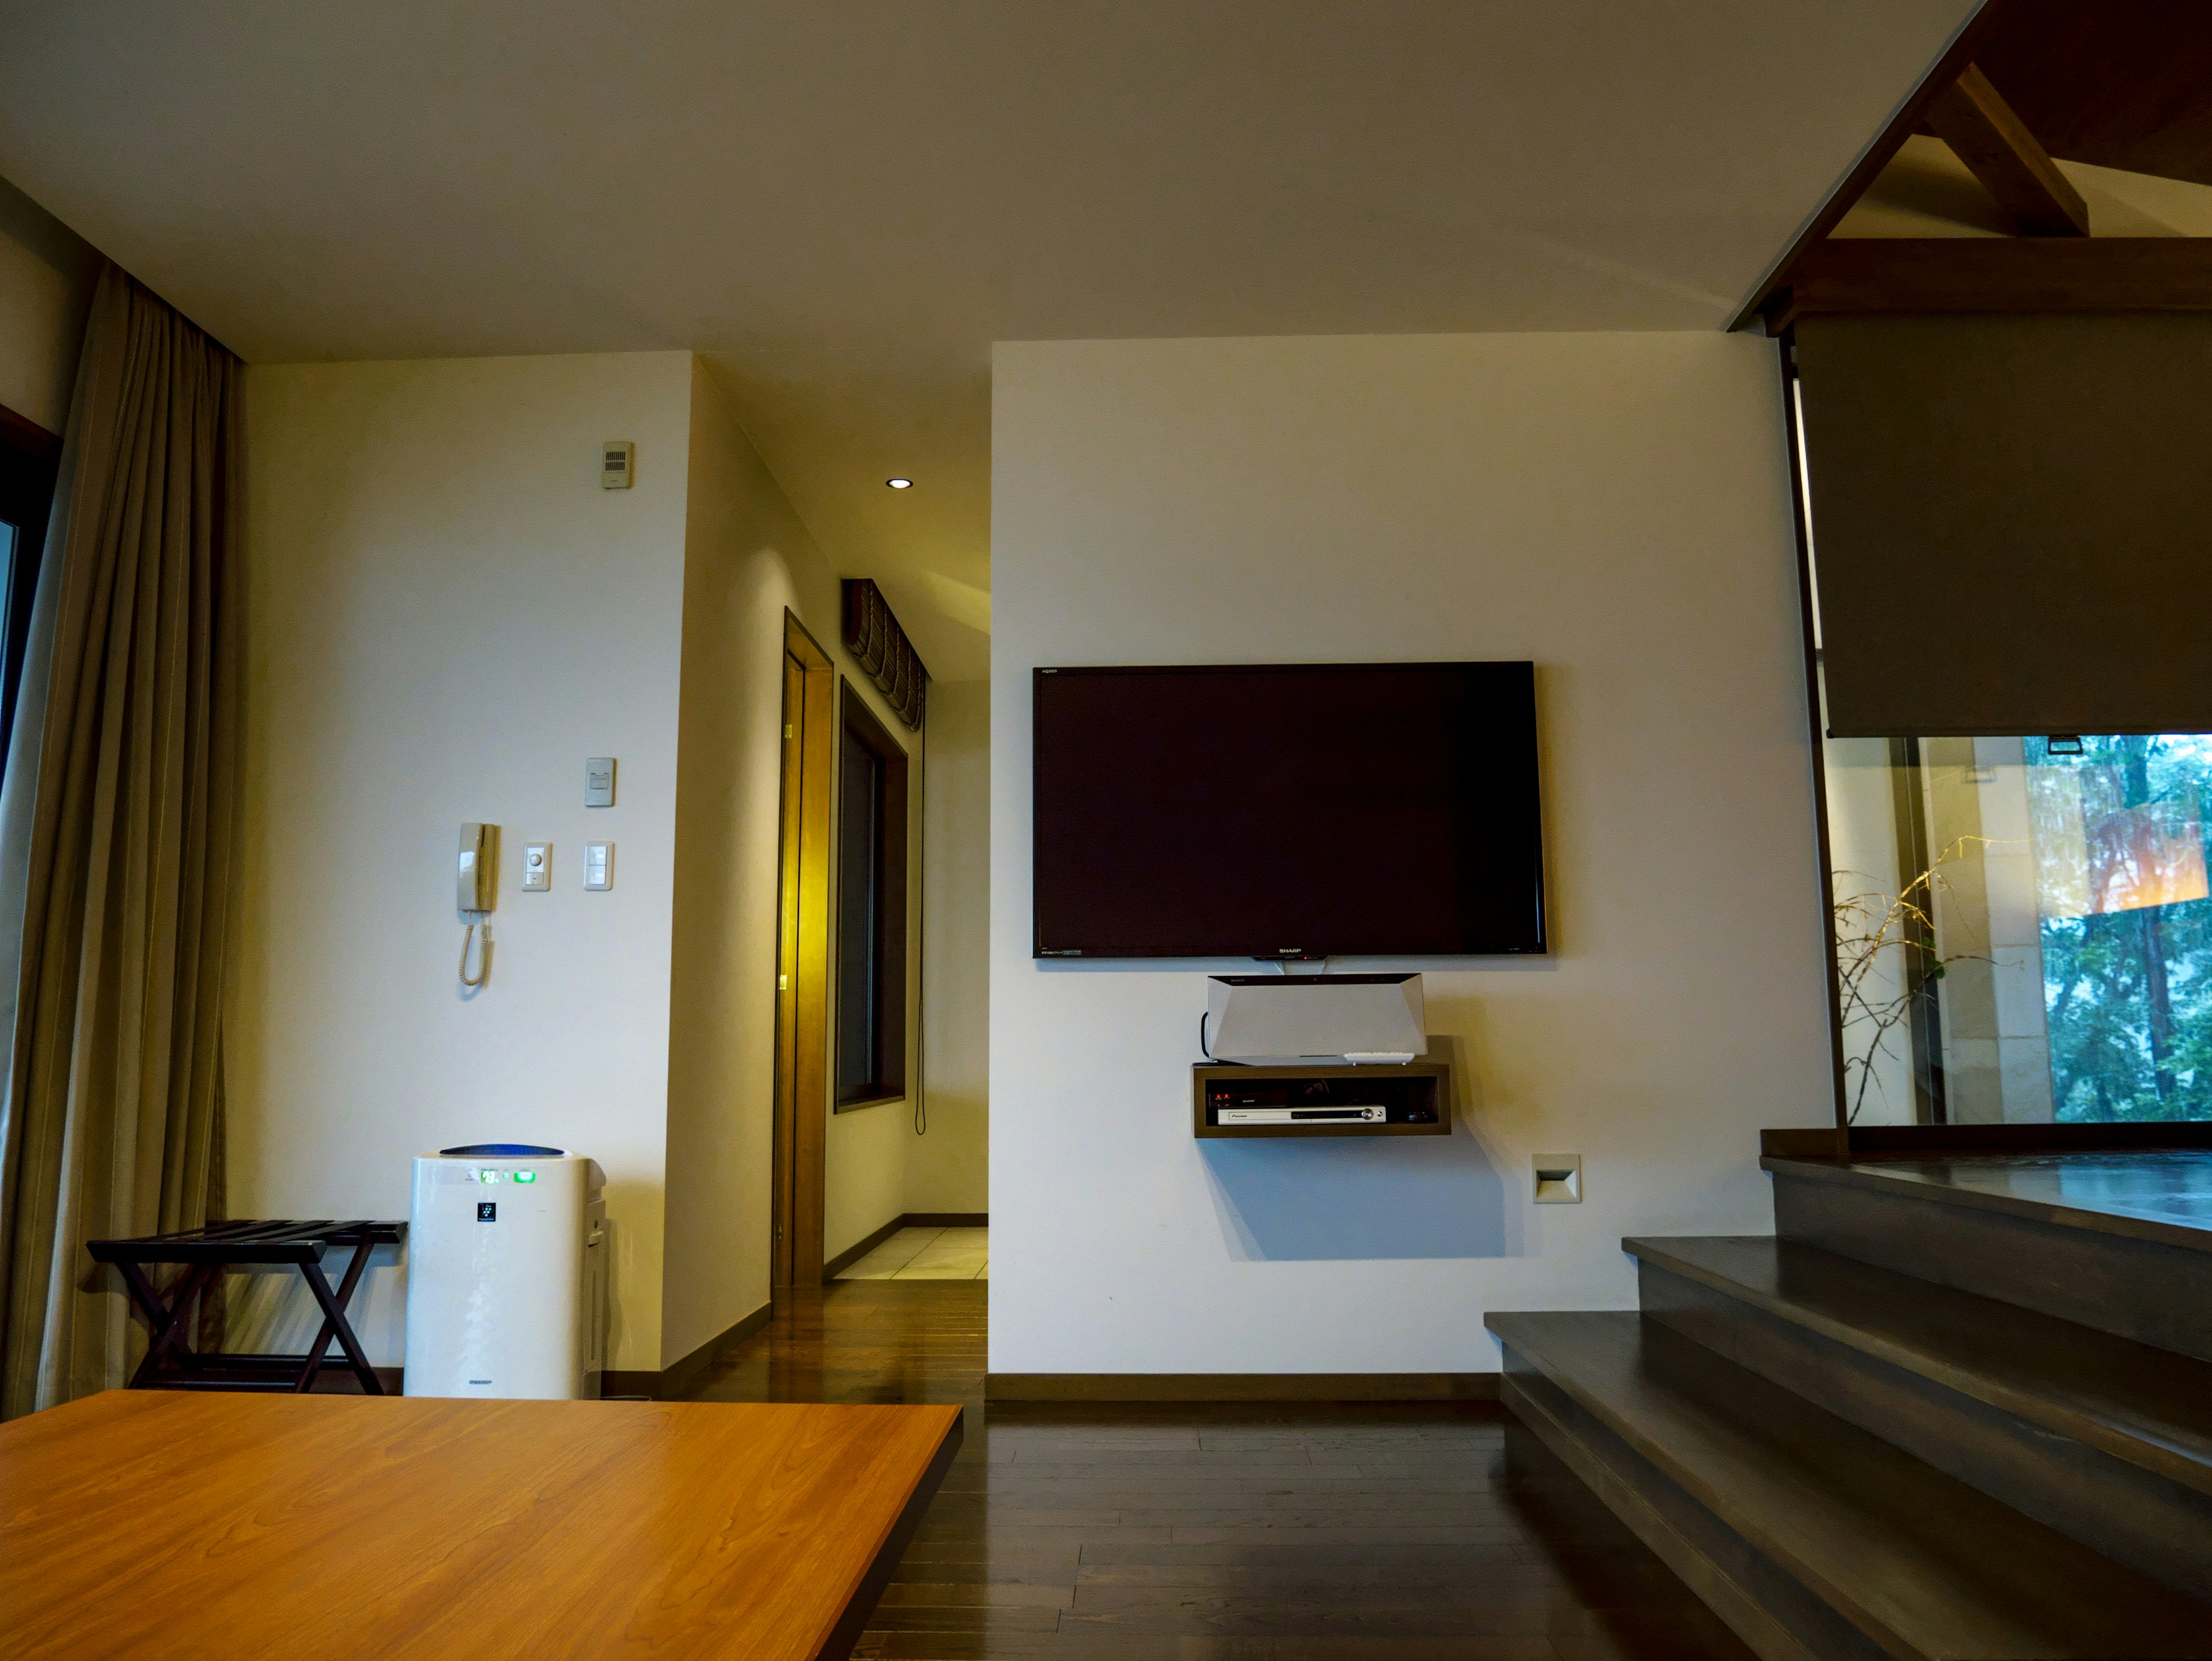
[1203,973,1426,1066]
[404,1144,608,1400]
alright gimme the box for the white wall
[233,348,959,1375]
[0,174,97,433]
[990,332,1834,1377]
[665,358,928,1335]
[233,352,694,1373]
[911,678,990,1214]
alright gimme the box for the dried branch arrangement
[1832,837,1993,1124]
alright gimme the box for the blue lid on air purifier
[437,1143,566,1157]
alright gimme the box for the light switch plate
[1533,1155,1582,1204]
[584,841,614,891]
[521,842,551,891]
[585,757,616,807]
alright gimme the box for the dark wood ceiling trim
[1727,0,2015,332]
[1922,64,2089,236]
[1766,239,2212,332]
[0,402,62,464]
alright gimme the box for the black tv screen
[1032,661,1546,959]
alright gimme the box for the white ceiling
[0,1,1975,679]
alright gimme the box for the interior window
[834,688,908,1106]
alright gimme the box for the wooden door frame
[774,610,836,1291]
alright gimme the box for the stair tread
[1627,1234,2212,1490]
[1488,1310,2212,1660]
[1763,1150,2212,1255]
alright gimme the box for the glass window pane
[836,737,882,1100]
[1824,727,2212,1125]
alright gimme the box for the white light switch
[585,757,616,807]
[521,842,551,891]
[584,842,613,891]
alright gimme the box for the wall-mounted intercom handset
[459,823,499,988]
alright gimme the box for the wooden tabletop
[0,1389,961,1660]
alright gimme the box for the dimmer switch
[521,843,551,891]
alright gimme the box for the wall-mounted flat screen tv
[1032,661,1546,959]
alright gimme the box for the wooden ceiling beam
[1765,239,2212,333]
[1923,63,2090,236]
[1726,0,2021,331]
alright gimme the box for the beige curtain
[0,264,242,1418]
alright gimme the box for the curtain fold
[0,264,242,1418]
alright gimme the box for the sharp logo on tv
[1030,661,1546,960]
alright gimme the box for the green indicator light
[515,1171,537,1184]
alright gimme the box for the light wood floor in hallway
[680,1281,1755,1659]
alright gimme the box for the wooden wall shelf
[1193,1062,1451,1139]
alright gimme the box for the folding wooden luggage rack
[86,1219,406,1395]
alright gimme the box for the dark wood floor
[681,1281,1753,1659]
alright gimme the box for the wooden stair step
[1486,1310,2212,1661]
[1630,1234,2212,1485]
[1767,1151,2212,1363]
[1627,1233,2212,1600]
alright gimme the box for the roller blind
[1796,313,2212,738]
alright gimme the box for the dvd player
[1216,1104,1386,1125]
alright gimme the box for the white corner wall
[910,678,990,1214]
[664,363,924,1353]
[990,331,1834,1377]
[232,351,695,1374]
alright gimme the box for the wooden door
[773,613,835,1290]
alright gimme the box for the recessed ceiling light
[886,477,913,489]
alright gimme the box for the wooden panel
[774,651,806,1290]
[1768,1151,2212,1253]
[0,401,62,461]
[1768,1164,2212,1364]
[1922,64,2089,236]
[777,610,836,1290]
[1192,1061,1452,1139]
[1630,1236,2212,1495]
[1760,1127,1849,1161]
[1978,0,2212,189]
[1762,1122,2212,1161]
[1772,237,2212,329]
[1498,1360,1838,1661]
[984,1372,1498,1403]
[1728,0,2018,330]
[0,1391,960,1661]
[1491,1312,2212,1659]
[794,626,835,1287]
[1633,1251,2212,1601]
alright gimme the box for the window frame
[832,679,910,1110]
[0,404,60,775]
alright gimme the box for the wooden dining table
[0,1388,961,1659]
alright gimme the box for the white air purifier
[403,1144,607,1400]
